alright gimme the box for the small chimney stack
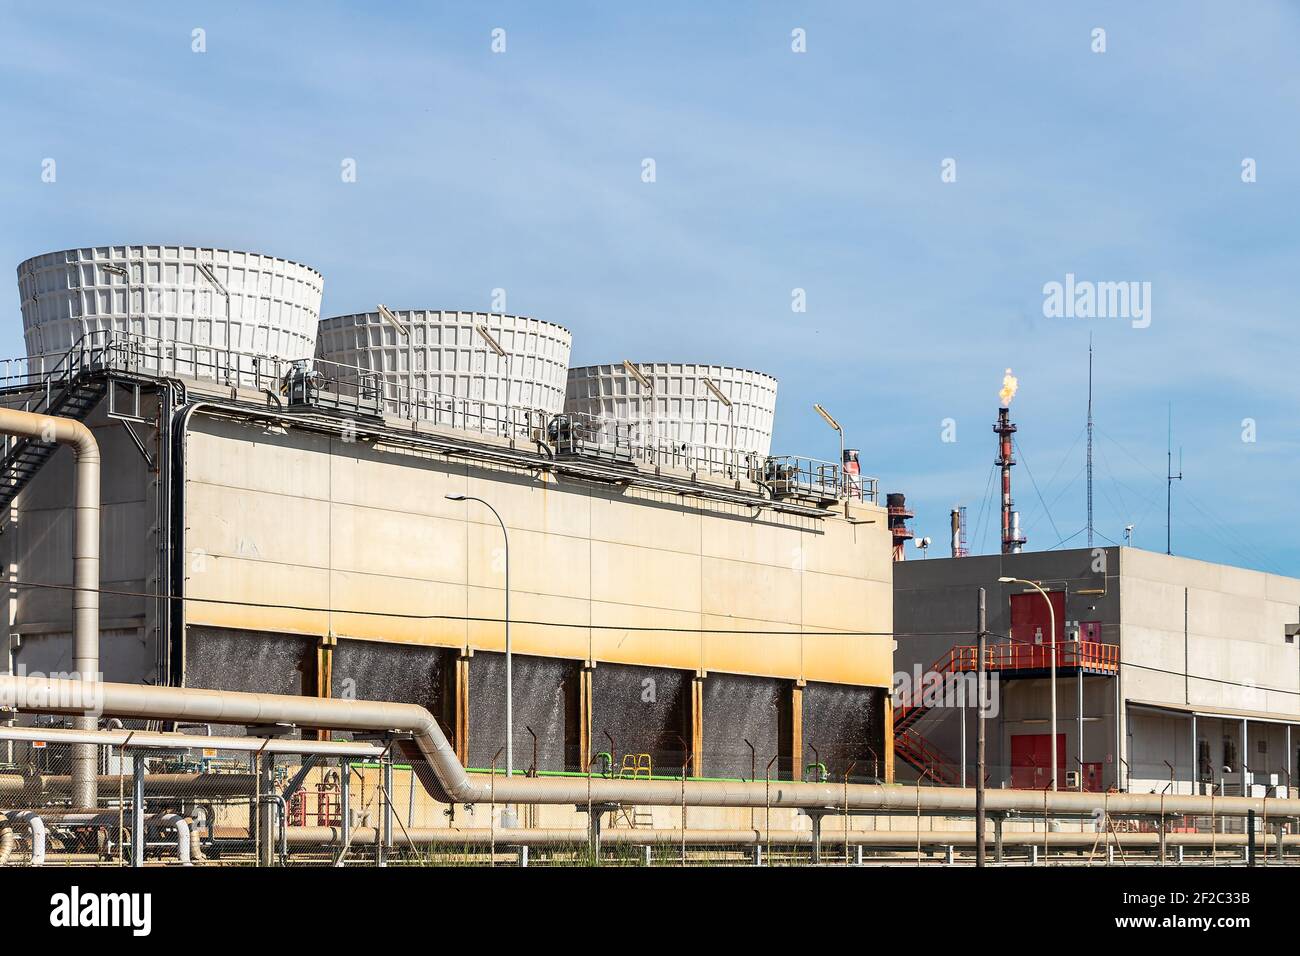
[887,492,914,561]
[950,506,968,558]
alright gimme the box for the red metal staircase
[893,641,1120,785]
[892,647,968,786]
[894,728,961,786]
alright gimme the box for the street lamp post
[999,576,1058,790]
[623,360,656,459]
[702,377,734,476]
[477,324,510,434]
[196,260,234,380]
[448,494,512,780]
[378,305,413,419]
[813,403,844,496]
[101,263,130,356]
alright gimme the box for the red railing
[894,729,961,786]
[970,640,1119,674]
[894,642,1117,731]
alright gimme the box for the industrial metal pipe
[155,813,192,866]
[8,810,191,865]
[0,771,255,799]
[281,826,1298,849]
[7,811,46,865]
[0,724,385,758]
[43,773,256,798]
[0,408,100,808]
[0,813,14,865]
[7,675,1300,819]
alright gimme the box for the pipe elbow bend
[61,419,101,464]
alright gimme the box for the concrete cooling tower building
[564,362,779,461]
[17,246,324,370]
[315,309,572,419]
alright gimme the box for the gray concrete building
[894,547,1300,796]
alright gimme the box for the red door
[1083,761,1104,792]
[1011,733,1066,789]
[1008,591,1068,669]
[1010,591,1066,645]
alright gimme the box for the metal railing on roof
[0,330,879,502]
[763,455,876,503]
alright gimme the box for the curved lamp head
[997,576,1015,583]
[445,494,467,501]
[812,403,841,433]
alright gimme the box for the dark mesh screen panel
[467,652,579,773]
[330,639,446,708]
[330,639,452,741]
[590,663,690,778]
[802,682,886,783]
[183,627,316,737]
[185,627,315,696]
[702,673,788,780]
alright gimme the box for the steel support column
[258,752,275,868]
[1115,680,1123,791]
[130,754,145,869]
[339,758,351,845]
[791,683,804,784]
[1077,670,1084,791]
[1242,719,1250,793]
[959,697,967,789]
[379,754,393,868]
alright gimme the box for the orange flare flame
[999,368,1018,407]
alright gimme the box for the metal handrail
[936,640,1121,675]
[0,330,882,495]
[762,455,878,504]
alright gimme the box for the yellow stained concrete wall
[182,414,894,688]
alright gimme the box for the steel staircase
[892,646,969,786]
[893,639,1121,784]
[0,341,110,512]
[894,729,961,786]
[893,646,975,735]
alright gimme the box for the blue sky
[2,2,1297,573]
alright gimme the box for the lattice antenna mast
[1166,403,1182,555]
[1086,336,1094,548]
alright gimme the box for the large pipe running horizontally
[31,811,191,865]
[0,409,100,809]
[6,675,1300,819]
[0,811,191,866]
[0,724,386,758]
[279,826,1298,850]
[1,773,256,799]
